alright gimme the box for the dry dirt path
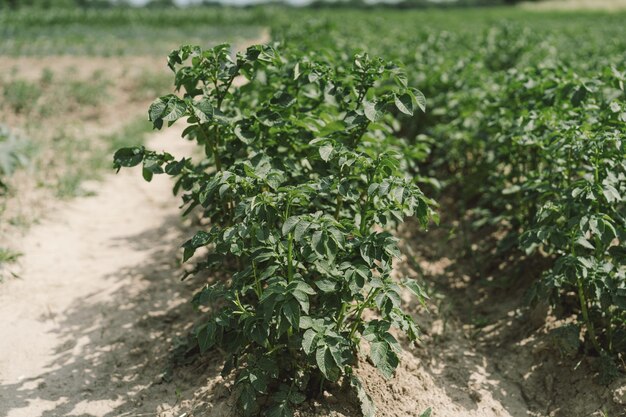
[0,127,200,417]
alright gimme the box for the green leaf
[182,231,212,262]
[234,123,256,144]
[576,237,595,250]
[420,407,432,417]
[292,290,310,314]
[113,147,144,169]
[282,216,300,236]
[249,369,268,393]
[294,221,311,242]
[316,346,340,381]
[289,390,306,405]
[238,383,259,417]
[196,322,216,353]
[271,91,296,107]
[369,340,398,379]
[148,95,186,128]
[267,402,292,417]
[312,231,324,254]
[319,143,334,162]
[299,316,314,329]
[165,158,185,176]
[394,93,414,116]
[413,89,426,112]
[363,99,383,122]
[351,376,376,417]
[302,329,318,354]
[257,109,282,127]
[192,98,213,123]
[283,298,301,328]
[403,278,429,307]
[142,166,153,182]
[602,184,621,203]
[315,279,337,292]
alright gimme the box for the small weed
[0,247,22,283]
[3,80,42,114]
[40,68,54,87]
[0,248,21,264]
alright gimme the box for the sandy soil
[0,126,200,417]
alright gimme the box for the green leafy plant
[0,124,33,192]
[115,43,434,416]
[271,10,626,372]
[0,247,21,283]
[2,79,41,114]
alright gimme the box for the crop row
[115,43,436,416]
[274,11,625,369]
[112,8,625,416]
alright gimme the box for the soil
[0,54,167,243]
[1,30,625,417]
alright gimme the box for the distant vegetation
[0,0,540,10]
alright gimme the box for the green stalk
[576,274,602,354]
[349,288,378,339]
[233,291,247,314]
[336,302,347,331]
[253,261,262,298]
[334,194,343,220]
[607,310,614,353]
[213,125,222,171]
[359,194,372,236]
[285,199,294,283]
[287,233,294,283]
[199,123,222,171]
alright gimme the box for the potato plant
[498,67,626,356]
[114,43,434,416]
[273,14,626,373]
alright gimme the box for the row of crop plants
[274,11,626,375]
[114,43,435,417]
[113,10,625,417]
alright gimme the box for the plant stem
[217,70,239,110]
[285,199,294,283]
[213,126,222,170]
[335,195,343,220]
[287,233,294,283]
[576,274,602,354]
[199,123,222,171]
[336,302,347,331]
[253,261,262,298]
[349,288,378,339]
[359,194,371,236]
